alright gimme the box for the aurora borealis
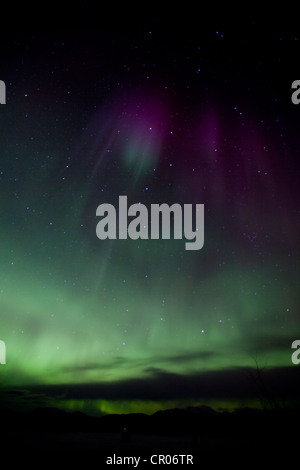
[0,13,299,418]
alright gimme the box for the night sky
[0,10,299,416]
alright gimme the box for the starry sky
[0,10,299,416]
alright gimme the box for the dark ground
[0,406,298,466]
